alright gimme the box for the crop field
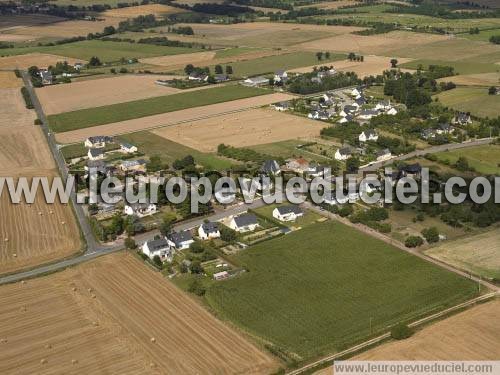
[300,0,361,10]
[400,59,500,75]
[437,72,500,86]
[317,300,500,374]
[0,71,21,89]
[298,31,448,55]
[0,81,80,275]
[289,55,413,78]
[54,92,294,143]
[0,252,279,374]
[436,87,500,118]
[425,229,500,280]
[151,108,325,152]
[0,40,201,63]
[119,131,234,170]
[433,144,500,175]
[36,74,201,115]
[102,4,184,18]
[48,85,269,132]
[0,53,82,70]
[461,27,500,42]
[205,221,478,360]
[248,139,331,162]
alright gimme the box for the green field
[206,221,477,360]
[434,144,500,175]
[248,140,331,162]
[0,40,200,62]
[253,204,324,228]
[400,59,500,75]
[207,52,345,77]
[214,47,262,59]
[119,131,234,170]
[48,85,268,132]
[460,28,500,42]
[436,87,500,118]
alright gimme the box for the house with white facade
[167,230,194,250]
[229,213,259,233]
[376,148,392,162]
[198,222,221,240]
[85,136,113,148]
[142,237,173,262]
[273,205,304,222]
[88,148,104,161]
[124,203,157,217]
[335,147,352,161]
[359,130,379,143]
[120,143,138,154]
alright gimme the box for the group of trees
[383,72,432,109]
[217,144,281,164]
[488,86,498,95]
[490,35,500,45]
[315,51,331,61]
[288,71,361,95]
[348,52,364,62]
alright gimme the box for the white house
[213,271,229,280]
[359,130,379,143]
[88,148,104,161]
[272,101,289,111]
[229,213,259,233]
[357,109,379,121]
[167,230,194,250]
[375,100,392,111]
[338,114,354,124]
[376,148,392,162]
[274,70,288,83]
[119,159,147,173]
[85,136,113,149]
[39,70,53,85]
[386,107,398,115]
[124,203,157,217]
[335,147,352,161]
[120,143,138,154]
[198,222,221,240]
[142,237,173,262]
[272,205,304,222]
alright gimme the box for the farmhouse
[229,213,259,233]
[339,114,354,124]
[120,142,138,154]
[335,147,352,161]
[85,136,113,148]
[243,76,268,87]
[39,70,53,85]
[142,237,173,262]
[167,230,195,250]
[359,130,378,142]
[353,96,367,108]
[273,205,304,222]
[119,159,147,173]
[88,148,104,161]
[261,160,281,175]
[124,203,157,217]
[198,222,221,240]
[452,112,472,125]
[376,148,392,162]
[340,105,357,117]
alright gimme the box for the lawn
[253,204,323,228]
[207,52,346,77]
[249,140,331,162]
[118,131,234,170]
[205,221,478,360]
[433,144,500,175]
[436,87,500,118]
[399,59,500,75]
[0,40,201,62]
[47,85,268,132]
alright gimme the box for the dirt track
[55,92,295,144]
[0,252,279,374]
[153,107,326,151]
[0,81,80,275]
[37,74,189,115]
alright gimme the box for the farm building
[359,130,378,143]
[243,76,268,87]
[273,205,304,222]
[119,159,147,173]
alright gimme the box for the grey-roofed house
[335,147,352,161]
[272,205,304,222]
[142,237,173,262]
[167,230,194,250]
[119,159,147,172]
[359,129,378,142]
[229,213,259,233]
[376,148,392,162]
[198,222,220,240]
[357,109,379,120]
[88,148,104,161]
[85,136,114,148]
[261,160,281,175]
[39,70,53,85]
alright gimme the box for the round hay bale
[0,338,7,344]
[4,238,8,242]
[72,287,77,292]
[40,358,47,364]
[72,359,78,365]
[38,211,42,215]
[13,253,17,257]
[45,344,52,349]
[150,337,156,343]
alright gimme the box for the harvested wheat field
[316,300,500,375]
[298,31,449,55]
[0,71,22,89]
[153,108,326,152]
[37,74,196,115]
[290,55,413,77]
[0,252,280,375]
[0,14,64,31]
[0,81,80,275]
[0,53,83,70]
[437,72,500,87]
[103,4,183,18]
[0,33,34,42]
[298,0,361,9]
[55,92,295,144]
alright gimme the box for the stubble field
[0,252,279,375]
[0,53,83,70]
[0,78,80,275]
[152,108,326,152]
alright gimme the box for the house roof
[400,163,421,174]
[201,222,219,234]
[121,159,146,168]
[276,205,303,216]
[146,237,169,251]
[289,157,309,166]
[233,213,258,227]
[338,147,352,155]
[343,105,357,113]
[120,142,135,149]
[88,135,113,144]
[261,160,280,174]
[168,230,193,245]
[362,129,377,137]
[360,109,379,116]
[215,74,228,81]
[88,148,104,157]
[376,148,391,157]
[275,70,286,76]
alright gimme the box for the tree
[348,52,356,61]
[316,51,323,61]
[207,75,216,84]
[346,157,360,173]
[325,51,330,59]
[152,255,163,268]
[405,235,423,248]
[124,237,136,249]
[421,227,439,243]
[184,64,194,75]
[189,260,204,274]
[189,240,205,254]
[88,56,102,67]
[455,156,470,172]
[225,65,233,75]
[338,204,353,217]
[214,64,223,74]
[220,226,237,243]
[159,219,173,236]
[146,155,164,172]
[188,279,206,296]
[360,55,364,62]
[391,323,413,340]
[488,86,497,95]
[390,58,398,68]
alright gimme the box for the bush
[338,205,353,217]
[188,279,206,296]
[20,87,33,109]
[421,227,439,243]
[34,119,42,125]
[391,323,413,340]
[405,235,424,248]
[125,237,137,249]
[152,255,163,269]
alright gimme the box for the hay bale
[72,359,78,365]
[40,358,47,364]
[150,337,156,343]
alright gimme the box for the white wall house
[359,130,379,143]
[167,231,194,250]
[272,205,304,222]
[88,148,104,161]
[198,222,221,240]
[142,237,173,262]
[335,147,352,161]
[120,143,138,154]
[85,136,113,149]
[229,213,259,233]
[124,203,157,217]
